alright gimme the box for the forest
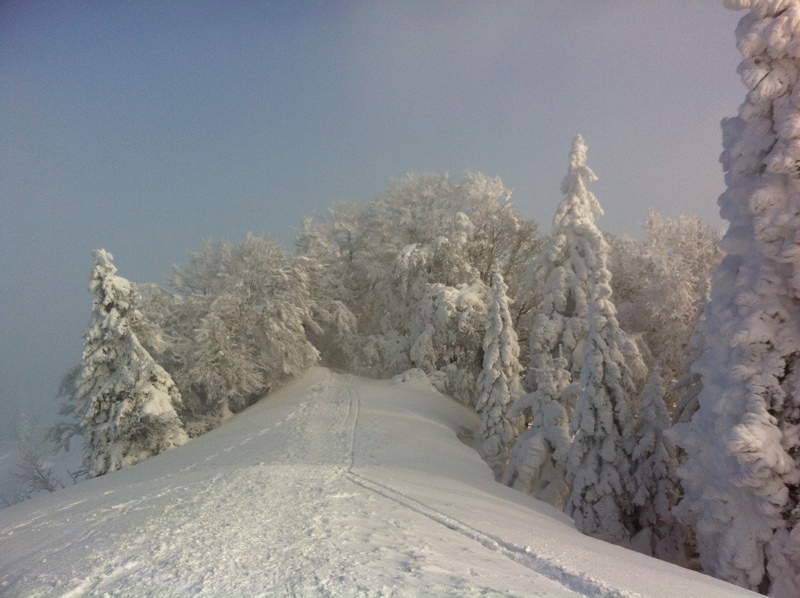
[21,2,800,596]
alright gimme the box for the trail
[340,377,630,598]
[0,368,756,597]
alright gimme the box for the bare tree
[12,444,63,494]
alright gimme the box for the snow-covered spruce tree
[502,352,571,508]
[565,297,640,545]
[671,2,800,593]
[630,367,686,564]
[524,136,645,393]
[505,135,645,511]
[79,249,187,477]
[474,263,524,477]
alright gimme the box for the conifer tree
[565,300,638,544]
[631,367,686,563]
[671,2,800,592]
[524,135,644,389]
[502,352,571,508]
[475,263,524,476]
[505,135,644,514]
[79,249,187,477]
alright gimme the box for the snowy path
[0,369,756,597]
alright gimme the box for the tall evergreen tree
[671,2,800,592]
[474,263,524,476]
[79,250,187,477]
[525,135,598,390]
[505,135,644,515]
[565,299,638,545]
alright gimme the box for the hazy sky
[1,1,743,439]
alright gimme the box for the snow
[0,368,756,597]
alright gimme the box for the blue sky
[0,1,743,438]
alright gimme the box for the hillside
[0,369,755,597]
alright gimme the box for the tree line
[51,152,719,570]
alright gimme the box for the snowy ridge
[342,378,629,597]
[344,472,631,598]
[0,369,754,596]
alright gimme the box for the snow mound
[389,367,439,391]
[0,368,755,596]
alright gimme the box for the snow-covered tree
[474,264,524,476]
[607,212,721,405]
[364,211,490,403]
[47,364,83,454]
[294,207,361,370]
[506,135,644,516]
[166,235,322,430]
[295,172,542,390]
[670,300,709,425]
[525,136,645,393]
[502,352,571,508]
[463,175,543,345]
[337,173,482,343]
[671,2,800,592]
[79,249,187,477]
[630,367,686,563]
[565,299,638,545]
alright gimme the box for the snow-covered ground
[0,369,756,597]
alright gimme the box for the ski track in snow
[0,369,755,597]
[338,377,631,598]
[344,471,628,598]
